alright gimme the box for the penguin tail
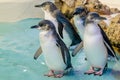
[64,65,73,75]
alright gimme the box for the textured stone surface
[106,14,120,48]
[55,0,120,19]
[61,0,75,7]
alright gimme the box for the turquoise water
[0,18,120,80]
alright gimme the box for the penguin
[73,6,88,40]
[83,12,118,76]
[34,1,81,59]
[72,6,88,57]
[31,20,72,78]
[72,7,118,60]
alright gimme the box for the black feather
[98,24,118,60]
[56,11,82,46]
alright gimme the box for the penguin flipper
[55,11,81,46]
[34,46,42,60]
[98,24,118,60]
[58,20,63,39]
[104,40,119,60]
[56,39,72,68]
[72,41,83,57]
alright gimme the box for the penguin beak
[97,16,106,20]
[35,4,42,8]
[73,8,84,16]
[31,25,39,29]
[73,10,79,15]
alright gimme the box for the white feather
[84,23,108,68]
[73,15,85,40]
[39,30,66,71]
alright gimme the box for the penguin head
[31,20,56,32]
[73,6,88,17]
[35,1,57,12]
[86,12,106,23]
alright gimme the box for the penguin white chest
[73,17,85,40]
[39,31,66,71]
[84,23,107,67]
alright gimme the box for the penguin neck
[85,22,100,35]
[44,10,59,34]
[73,15,85,26]
[73,15,81,21]
[73,15,85,30]
[85,22,98,28]
[73,15,85,40]
[39,30,56,44]
[40,30,53,38]
[44,10,56,20]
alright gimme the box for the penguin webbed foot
[54,67,72,78]
[94,64,108,76]
[44,67,72,78]
[44,70,55,77]
[54,73,64,78]
[54,71,65,78]
[94,69,103,76]
[44,70,64,78]
[84,70,95,75]
[84,67,95,75]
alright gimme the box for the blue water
[0,18,120,80]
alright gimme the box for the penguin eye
[39,23,43,26]
[41,3,47,7]
[45,25,50,30]
[39,23,46,27]
[90,15,95,20]
[81,9,84,12]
